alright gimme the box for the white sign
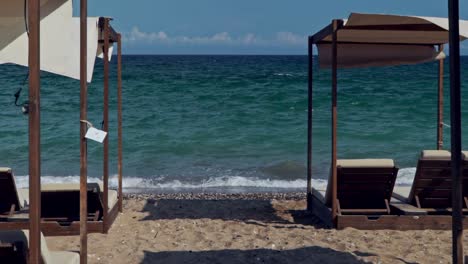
[85,127,107,143]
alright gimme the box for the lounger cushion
[462,151,468,160]
[16,189,29,208]
[41,183,100,192]
[0,230,78,264]
[108,190,119,210]
[0,167,11,173]
[420,150,451,160]
[49,251,80,264]
[392,186,411,202]
[336,159,394,168]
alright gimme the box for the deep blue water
[1,55,468,191]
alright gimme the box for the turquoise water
[1,55,468,191]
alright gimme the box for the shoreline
[123,192,307,201]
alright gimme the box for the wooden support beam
[331,19,339,226]
[28,0,41,263]
[102,18,110,233]
[80,0,88,263]
[307,36,313,210]
[117,34,123,213]
[448,0,464,263]
[437,44,444,150]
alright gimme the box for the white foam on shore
[13,167,417,191]
[14,175,317,190]
[396,167,416,186]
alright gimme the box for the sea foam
[13,167,416,192]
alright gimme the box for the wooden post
[79,0,88,263]
[117,34,123,213]
[437,44,444,150]
[448,0,463,263]
[102,18,110,233]
[28,0,41,263]
[331,20,339,225]
[306,36,313,210]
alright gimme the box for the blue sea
[1,55,468,192]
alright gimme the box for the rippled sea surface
[1,55,468,192]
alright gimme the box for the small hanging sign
[81,120,107,143]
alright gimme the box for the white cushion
[462,151,468,160]
[421,150,451,160]
[392,186,411,202]
[49,250,80,264]
[108,190,119,211]
[336,159,395,168]
[0,167,12,173]
[41,183,100,192]
[16,189,29,209]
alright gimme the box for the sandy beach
[44,193,461,264]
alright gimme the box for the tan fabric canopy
[315,13,468,68]
[0,0,112,82]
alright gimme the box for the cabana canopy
[313,13,468,68]
[0,0,115,82]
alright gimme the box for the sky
[73,0,468,55]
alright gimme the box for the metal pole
[307,36,313,210]
[117,34,123,213]
[437,44,444,150]
[448,0,463,262]
[79,0,88,262]
[102,18,110,233]
[331,20,339,225]
[28,0,41,263]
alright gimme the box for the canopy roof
[0,0,116,82]
[312,13,468,68]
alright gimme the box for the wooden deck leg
[8,204,15,216]
[384,199,391,214]
[415,195,422,208]
[93,210,99,222]
[336,199,342,215]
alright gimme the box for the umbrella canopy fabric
[0,0,112,82]
[315,13,468,69]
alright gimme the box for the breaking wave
[13,167,416,192]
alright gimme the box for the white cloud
[276,32,304,45]
[122,27,305,47]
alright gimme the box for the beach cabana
[0,0,123,262]
[306,13,468,230]
[0,11,123,236]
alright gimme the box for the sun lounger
[323,159,399,215]
[1,168,118,224]
[393,150,468,213]
[0,230,79,264]
[0,168,23,216]
[32,183,118,223]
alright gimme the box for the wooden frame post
[79,0,88,263]
[437,44,444,150]
[331,19,339,225]
[102,18,110,233]
[307,36,313,210]
[448,0,463,263]
[117,34,123,213]
[28,0,41,263]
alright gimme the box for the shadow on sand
[139,198,326,227]
[140,246,373,264]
